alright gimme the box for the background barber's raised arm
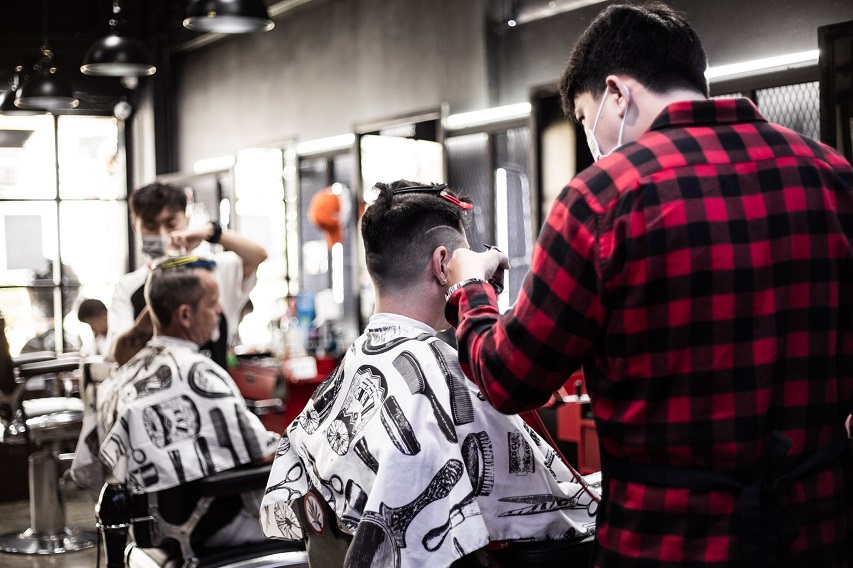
[169,223,268,288]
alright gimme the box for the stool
[0,357,96,554]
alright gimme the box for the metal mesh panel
[446,133,491,249]
[756,81,820,141]
[494,127,533,304]
[713,92,743,99]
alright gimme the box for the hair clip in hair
[152,255,217,271]
[438,191,473,210]
[390,183,472,210]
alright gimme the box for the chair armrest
[12,351,56,368]
[245,398,284,416]
[196,464,273,497]
[18,357,80,377]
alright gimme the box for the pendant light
[15,0,78,111]
[15,47,79,111]
[81,0,156,77]
[0,66,46,115]
[183,0,275,33]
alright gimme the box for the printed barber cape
[260,314,600,568]
[71,336,279,493]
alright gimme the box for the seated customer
[260,181,600,567]
[71,255,279,547]
[78,298,109,357]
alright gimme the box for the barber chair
[0,355,96,554]
[98,465,309,568]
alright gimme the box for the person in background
[108,182,267,368]
[71,255,279,548]
[260,180,599,568]
[21,261,81,353]
[444,3,853,567]
[77,298,108,358]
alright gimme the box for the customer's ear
[175,304,193,330]
[431,246,449,286]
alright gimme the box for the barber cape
[260,314,600,568]
[71,336,279,494]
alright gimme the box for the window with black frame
[0,114,127,356]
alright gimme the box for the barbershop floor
[0,485,98,568]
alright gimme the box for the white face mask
[586,86,629,161]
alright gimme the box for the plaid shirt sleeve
[445,181,606,414]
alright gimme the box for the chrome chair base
[0,526,96,554]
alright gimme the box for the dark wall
[172,0,489,171]
[169,0,853,172]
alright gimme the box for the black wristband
[207,221,222,244]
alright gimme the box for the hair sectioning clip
[391,184,473,211]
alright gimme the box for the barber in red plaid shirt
[444,3,853,566]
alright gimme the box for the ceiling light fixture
[183,0,275,34]
[705,50,819,81]
[15,0,79,111]
[0,66,47,115]
[81,0,157,77]
[16,47,79,111]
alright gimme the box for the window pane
[0,115,57,200]
[58,115,126,200]
[0,201,58,286]
[59,201,127,298]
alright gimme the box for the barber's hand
[168,226,211,254]
[447,247,510,288]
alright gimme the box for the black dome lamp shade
[183,0,275,33]
[0,66,47,115]
[81,1,156,77]
[15,48,79,111]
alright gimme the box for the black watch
[207,220,223,244]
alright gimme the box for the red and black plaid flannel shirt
[446,98,853,566]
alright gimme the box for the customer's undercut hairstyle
[559,2,709,119]
[144,266,209,329]
[129,182,188,225]
[362,180,469,293]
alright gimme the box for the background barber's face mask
[141,235,169,259]
[586,87,629,161]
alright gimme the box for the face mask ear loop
[590,88,609,137]
[615,85,630,148]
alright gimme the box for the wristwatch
[207,221,222,244]
[445,278,485,301]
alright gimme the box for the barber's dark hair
[129,182,187,225]
[144,265,210,329]
[77,298,107,322]
[361,180,470,294]
[559,2,708,119]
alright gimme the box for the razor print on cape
[119,365,172,404]
[498,483,599,517]
[346,459,464,568]
[362,332,432,354]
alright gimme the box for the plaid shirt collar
[649,97,768,132]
